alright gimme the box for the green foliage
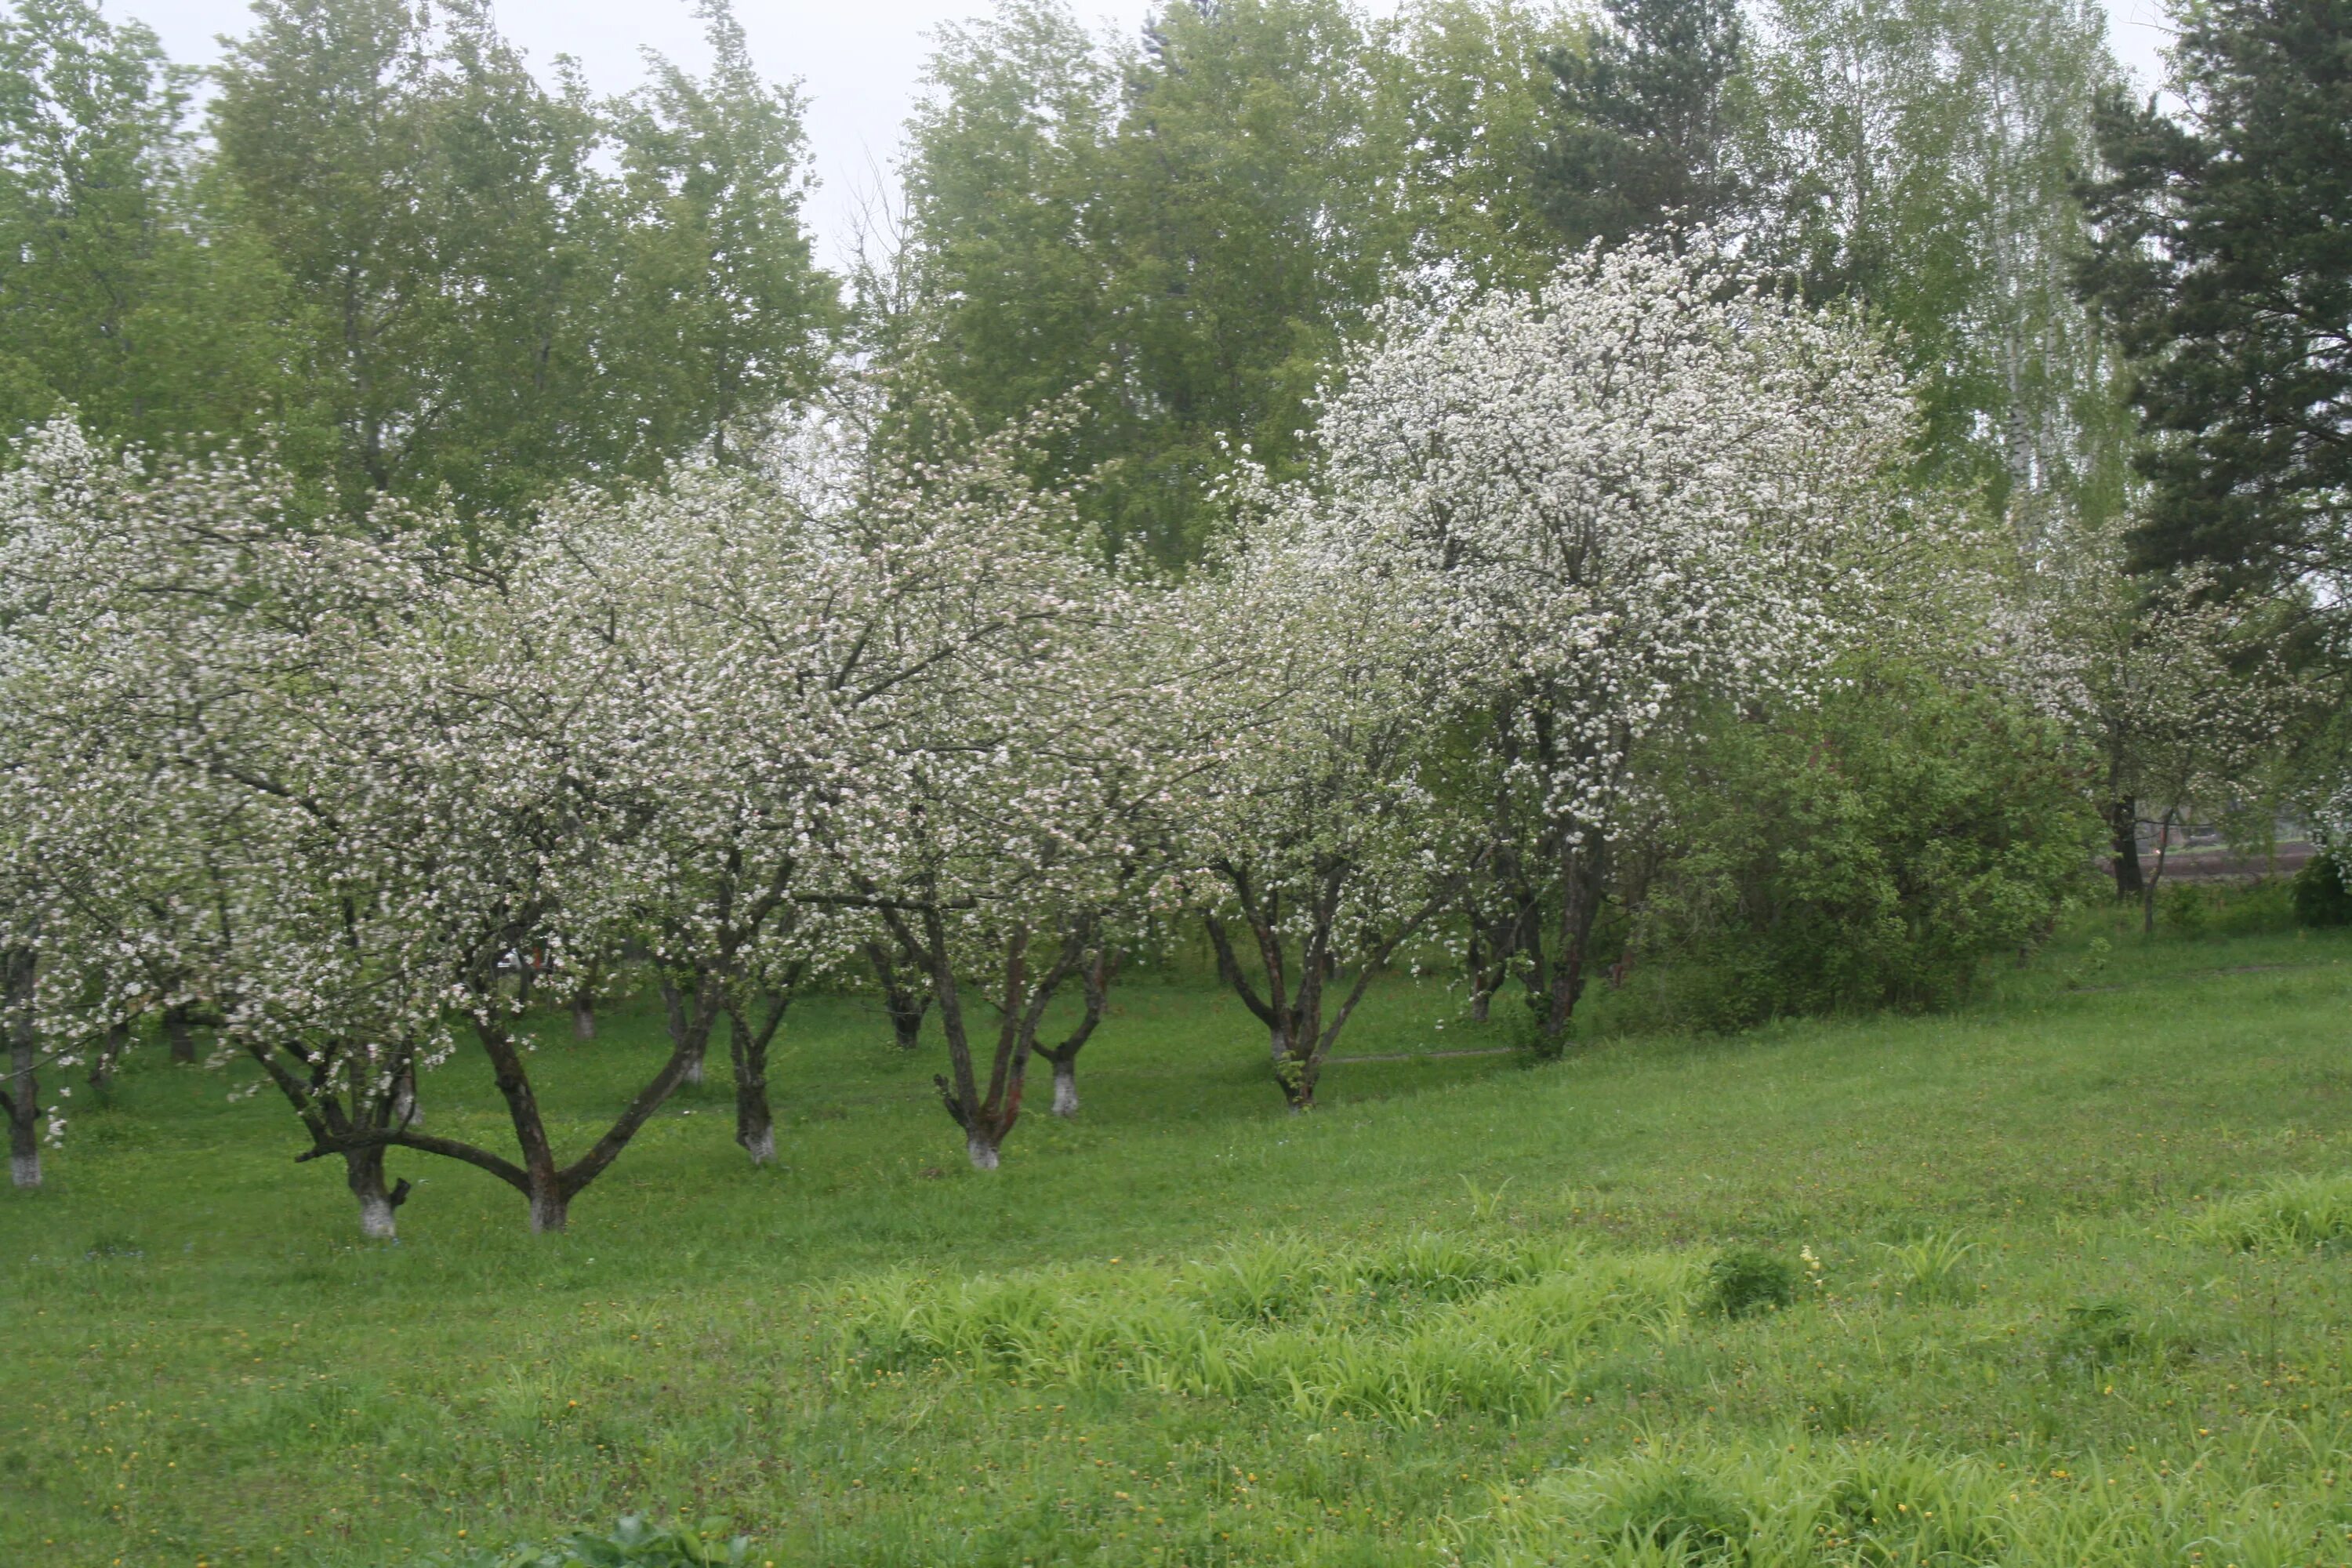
[1639,662,2098,1029]
[2291,852,2352,928]
[1534,0,1755,252]
[0,0,322,459]
[204,0,833,523]
[901,0,1576,563]
[1702,1247,1795,1319]
[1756,0,2131,522]
[1873,1231,1980,1305]
[2076,0,2352,590]
[423,1515,751,1568]
[2160,877,2297,939]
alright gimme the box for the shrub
[2290,852,2352,927]
[1704,1249,1795,1319]
[2163,877,2296,938]
[1638,660,2098,1030]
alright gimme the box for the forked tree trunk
[723,978,799,1168]
[896,911,1094,1170]
[343,1145,410,1240]
[5,949,38,1189]
[1206,857,1468,1109]
[1036,941,1116,1120]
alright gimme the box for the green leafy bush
[419,1516,752,1568]
[1704,1249,1795,1319]
[2162,877,2296,937]
[2290,852,2352,927]
[1639,661,2098,1029]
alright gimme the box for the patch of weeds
[2046,1301,2138,1376]
[1874,1232,1980,1305]
[1704,1248,1795,1319]
[2191,1173,2352,1253]
[1581,1462,1751,1559]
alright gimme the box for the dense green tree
[902,0,1573,562]
[601,1,839,469]
[2077,0,2352,591]
[1753,0,2131,536]
[0,0,318,456]
[211,0,612,517]
[209,0,833,521]
[1637,661,2098,1029]
[1532,0,1755,252]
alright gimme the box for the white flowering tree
[1176,503,1475,1109]
[543,391,1160,1168]
[2004,515,2314,926]
[1311,242,1917,1054]
[0,422,721,1235]
[851,522,1235,1167]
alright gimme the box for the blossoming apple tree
[1311,241,1917,1054]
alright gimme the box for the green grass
[5,906,2352,1566]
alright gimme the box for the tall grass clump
[842,1232,1704,1423]
[1460,1434,2352,1566]
[2190,1172,2352,1252]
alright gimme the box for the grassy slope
[3,908,2350,1567]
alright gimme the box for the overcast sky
[128,0,2180,270]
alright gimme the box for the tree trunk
[724,988,795,1168]
[966,1129,1000,1171]
[6,949,41,1188]
[343,1145,408,1240]
[2142,810,2176,936]
[867,942,931,1050]
[1536,839,1606,1059]
[570,988,597,1042]
[528,1182,568,1234]
[1276,1043,1319,1112]
[1050,1058,1078,1118]
[164,1003,198,1065]
[660,976,707,1086]
[391,1062,420,1128]
[88,1022,128,1093]
[2108,797,2144,899]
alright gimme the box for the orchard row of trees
[2,245,2096,1231]
[2,0,2347,1232]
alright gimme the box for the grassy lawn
[5,907,2351,1566]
